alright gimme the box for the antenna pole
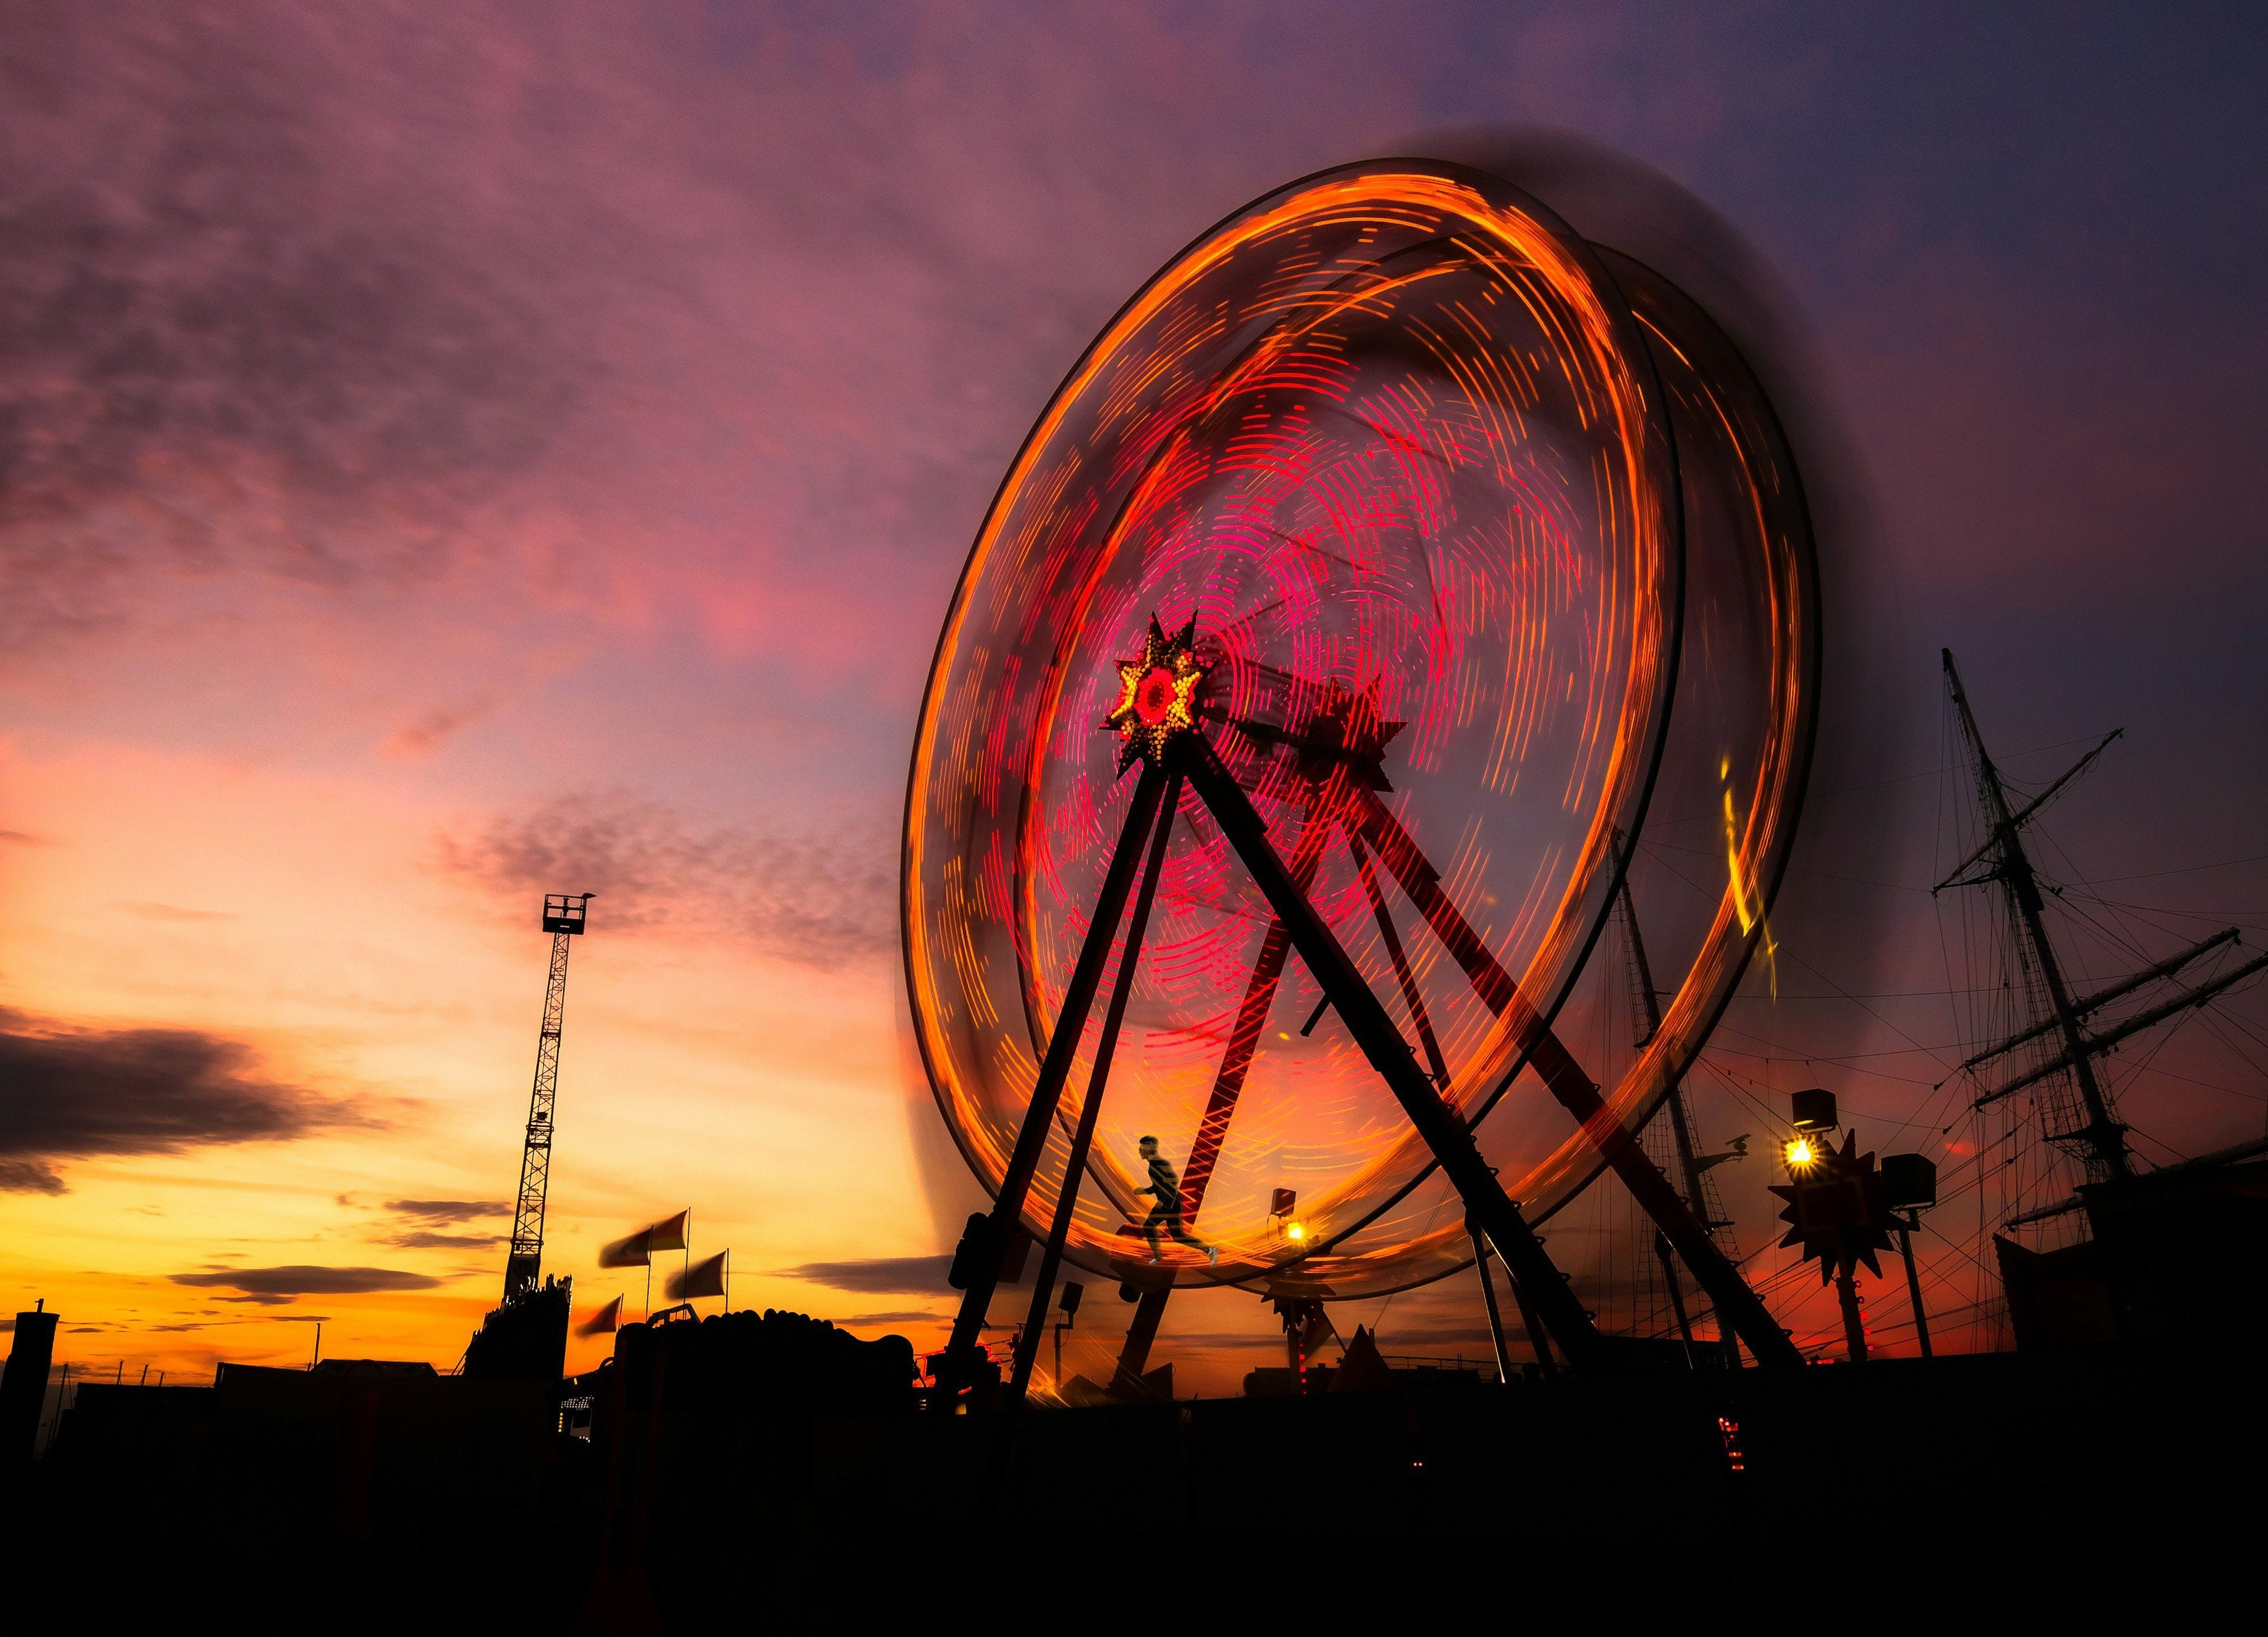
[505,892,595,1301]
[1897,1216,1933,1359]
[1940,651,2130,1179]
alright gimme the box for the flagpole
[684,1206,692,1307]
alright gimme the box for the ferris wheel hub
[1103,613,1208,770]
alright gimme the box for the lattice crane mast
[503,892,594,1302]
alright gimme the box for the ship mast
[1936,649,2131,1182]
[1936,651,2268,1198]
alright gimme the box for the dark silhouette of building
[1,1302,58,1465]
[464,1274,571,1386]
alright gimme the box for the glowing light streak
[903,161,1814,1298]
[1723,754,1781,999]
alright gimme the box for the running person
[1136,1135,1218,1267]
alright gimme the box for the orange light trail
[902,162,1817,1298]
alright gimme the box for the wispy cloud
[778,1254,953,1295]
[0,1007,377,1193]
[385,1199,508,1224]
[829,1310,945,1330]
[172,1265,442,1298]
[0,9,594,656]
[112,902,238,923]
[383,702,489,759]
[387,1230,502,1251]
[442,794,894,967]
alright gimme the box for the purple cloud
[0,1008,373,1193]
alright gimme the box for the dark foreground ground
[3,1337,2258,1630]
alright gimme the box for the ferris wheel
[902,159,1820,1401]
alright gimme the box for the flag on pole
[598,1210,691,1267]
[576,1295,623,1338]
[598,1228,651,1268]
[667,1251,727,1301]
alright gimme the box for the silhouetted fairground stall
[3,1306,2265,1623]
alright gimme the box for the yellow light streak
[1722,755,1779,999]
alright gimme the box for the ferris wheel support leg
[1185,737,1608,1374]
[1469,1224,1545,1383]
[1654,1231,1698,1359]
[1006,771,1181,1409]
[1350,830,1450,1085]
[1356,793,1805,1372]
[936,762,1171,1406]
[1111,800,1326,1395]
[1178,797,1331,1219]
[1112,1289,1171,1394]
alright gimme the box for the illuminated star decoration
[1288,677,1404,790]
[1766,1130,1896,1284]
[1103,613,1208,771]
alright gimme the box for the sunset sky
[4,2,2265,1396]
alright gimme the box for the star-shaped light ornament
[1291,677,1405,790]
[1766,1130,1896,1285]
[1103,615,1209,772]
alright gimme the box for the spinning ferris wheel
[902,159,1821,1401]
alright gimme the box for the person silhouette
[1135,1135,1218,1267]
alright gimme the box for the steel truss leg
[1350,828,1450,1085]
[1654,1231,1697,1359]
[1109,798,1327,1392]
[1469,1223,1528,1384]
[1179,794,1333,1215]
[1008,771,1181,1404]
[1355,790,1802,1371]
[1184,738,1609,1373]
[937,762,1171,1401]
[1112,1289,1170,1394]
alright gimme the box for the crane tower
[503,892,594,1302]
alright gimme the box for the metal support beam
[505,898,592,1302]
[1185,737,1610,1372]
[1835,1268,1866,1364]
[1897,1218,1933,1359]
[1112,1289,1170,1394]
[1355,788,1803,1370]
[1178,798,1332,1218]
[1351,828,1449,1086]
[1008,772,1180,1405]
[1653,1231,1696,1356]
[1469,1224,1518,1384]
[938,763,1169,1397]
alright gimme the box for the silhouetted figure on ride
[1137,1135,1217,1267]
